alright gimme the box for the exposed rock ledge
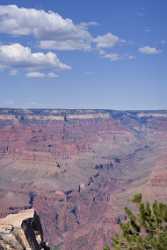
[0,209,50,250]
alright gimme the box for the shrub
[104,193,167,250]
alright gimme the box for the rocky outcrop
[0,209,50,250]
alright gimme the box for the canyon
[0,109,167,249]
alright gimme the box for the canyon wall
[0,109,167,249]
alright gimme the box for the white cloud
[98,49,121,61]
[138,46,161,55]
[0,4,129,67]
[103,52,121,61]
[26,72,45,78]
[99,49,135,62]
[26,71,59,79]
[47,72,59,78]
[94,33,120,48]
[79,21,99,28]
[39,40,91,51]
[0,5,92,51]
[0,43,71,76]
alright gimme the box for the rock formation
[0,209,49,250]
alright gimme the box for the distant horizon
[0,107,167,112]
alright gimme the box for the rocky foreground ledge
[0,209,50,250]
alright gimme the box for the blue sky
[0,0,166,110]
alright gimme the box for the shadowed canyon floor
[0,109,167,249]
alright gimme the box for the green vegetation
[104,194,167,250]
[103,246,110,250]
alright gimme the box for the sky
[0,0,166,110]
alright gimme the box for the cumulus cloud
[0,5,92,51]
[94,33,120,48]
[0,43,71,76]
[138,46,161,55]
[0,4,129,71]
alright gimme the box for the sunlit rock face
[0,209,49,250]
[0,109,167,249]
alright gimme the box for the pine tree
[103,246,110,250]
[104,194,167,250]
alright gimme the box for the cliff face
[0,209,49,250]
[0,109,167,249]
